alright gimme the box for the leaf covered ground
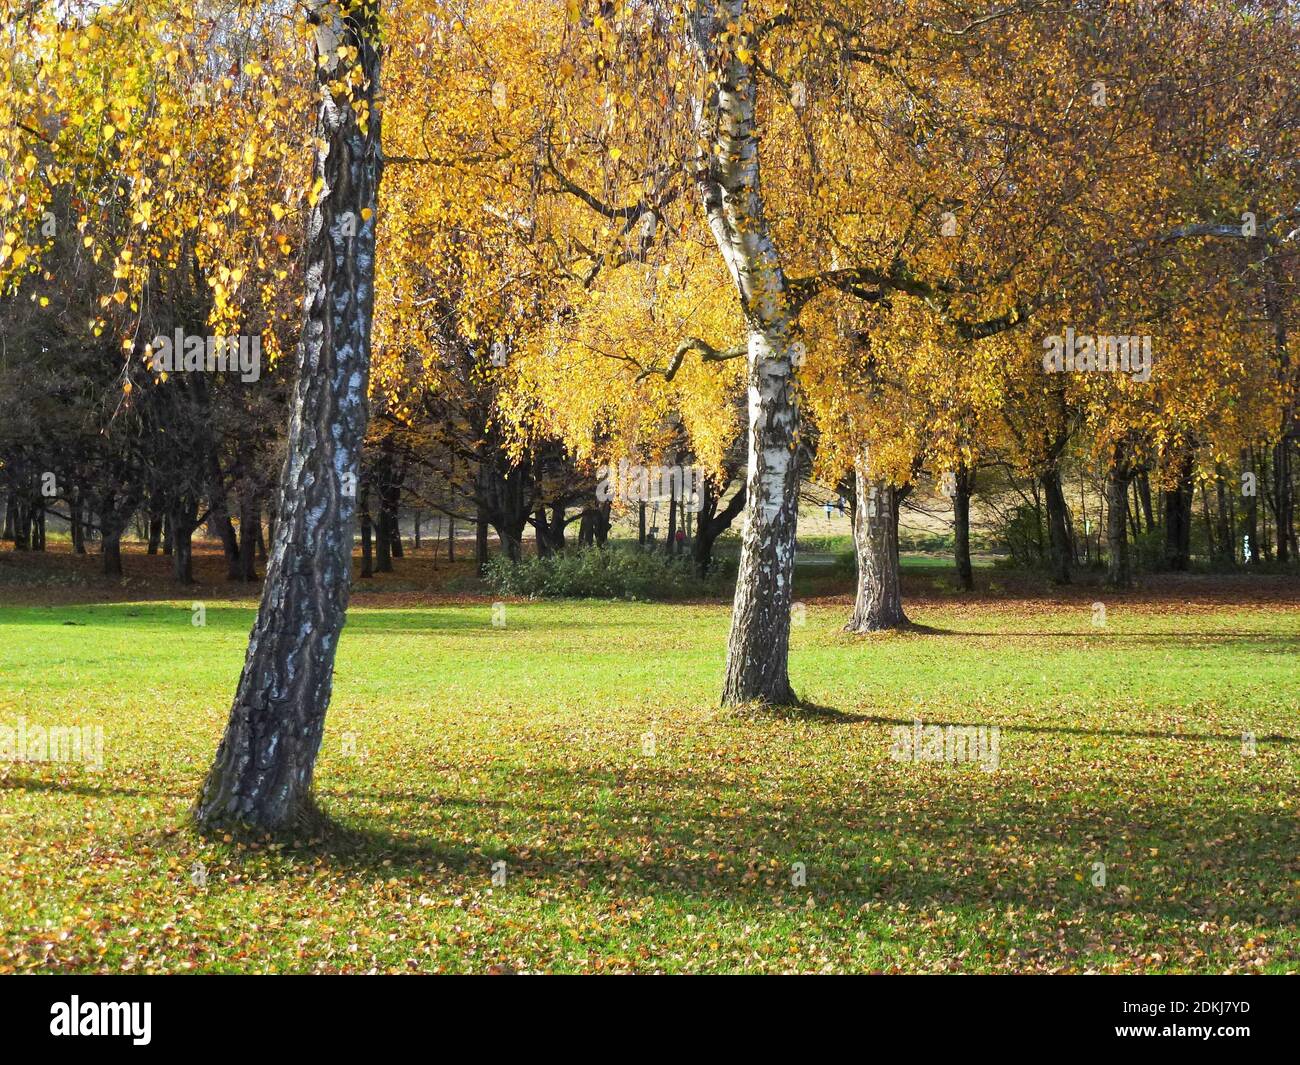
[0,552,1297,973]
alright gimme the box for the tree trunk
[693,479,745,577]
[1264,255,1294,564]
[1200,479,1215,566]
[360,483,374,578]
[1163,458,1194,571]
[70,493,85,554]
[846,462,907,632]
[1213,471,1232,567]
[386,484,402,559]
[1040,467,1073,584]
[476,508,488,575]
[689,2,800,705]
[172,520,195,584]
[238,488,259,581]
[953,464,974,591]
[533,509,551,558]
[1105,451,1132,588]
[1271,438,1293,564]
[195,5,382,833]
[374,501,392,572]
[11,492,30,550]
[1137,470,1155,530]
[666,481,678,556]
[101,533,122,576]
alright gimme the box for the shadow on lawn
[850,712,1298,746]
[765,702,1298,746]
[279,761,1300,932]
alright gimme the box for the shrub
[993,502,1047,570]
[484,545,734,601]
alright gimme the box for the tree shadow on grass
[256,760,1300,938]
[0,774,180,800]
[726,703,1297,746]
[851,712,1297,746]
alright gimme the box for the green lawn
[1,584,1297,973]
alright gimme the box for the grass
[0,546,1297,973]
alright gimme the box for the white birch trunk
[689,0,800,705]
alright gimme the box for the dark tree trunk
[1163,458,1194,571]
[594,500,612,546]
[70,493,86,554]
[846,460,907,633]
[476,508,488,575]
[216,514,240,579]
[375,502,392,572]
[952,464,974,591]
[1040,467,1073,584]
[1263,255,1294,564]
[238,489,259,581]
[98,491,135,577]
[1105,450,1132,588]
[638,501,646,547]
[1270,438,1294,564]
[2,489,13,542]
[1200,480,1215,567]
[12,492,30,550]
[172,521,195,584]
[1137,470,1155,531]
[101,533,122,576]
[666,482,678,556]
[204,385,236,582]
[147,512,162,555]
[533,509,551,557]
[447,515,454,562]
[692,479,745,578]
[531,505,565,557]
[195,6,382,833]
[360,483,374,578]
[385,482,402,559]
[1222,473,1237,565]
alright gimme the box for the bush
[994,502,1047,570]
[484,545,735,601]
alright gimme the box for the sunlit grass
[0,581,1296,972]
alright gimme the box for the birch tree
[196,0,384,830]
